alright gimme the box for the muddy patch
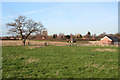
[92,48,116,52]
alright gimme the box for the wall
[100,37,112,44]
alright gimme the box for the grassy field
[2,46,118,78]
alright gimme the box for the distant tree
[85,31,91,39]
[87,31,91,36]
[114,33,120,37]
[91,34,97,40]
[6,16,45,46]
[59,33,64,36]
[70,33,73,36]
[53,34,57,39]
[79,34,82,38]
[77,34,82,39]
[42,29,48,37]
[98,32,107,39]
[72,37,75,39]
[59,33,64,40]
[64,35,70,39]
[108,34,114,36]
[61,36,64,40]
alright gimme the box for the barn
[100,36,120,45]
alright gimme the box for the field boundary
[1,40,118,47]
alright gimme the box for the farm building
[100,36,120,45]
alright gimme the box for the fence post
[44,42,47,46]
[28,42,30,46]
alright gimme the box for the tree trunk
[22,39,26,46]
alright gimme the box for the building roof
[107,36,120,42]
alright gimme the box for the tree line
[5,16,120,46]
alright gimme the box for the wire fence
[1,40,118,47]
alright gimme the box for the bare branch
[6,16,45,46]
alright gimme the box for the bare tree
[6,16,45,46]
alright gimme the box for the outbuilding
[100,36,120,45]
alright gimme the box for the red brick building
[100,36,120,45]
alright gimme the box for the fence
[1,40,118,47]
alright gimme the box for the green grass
[2,46,118,78]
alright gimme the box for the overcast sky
[2,2,118,36]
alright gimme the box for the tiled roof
[107,36,120,42]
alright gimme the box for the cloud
[2,7,54,20]
[2,3,72,20]
[23,10,41,15]
[2,16,14,20]
[23,7,55,15]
